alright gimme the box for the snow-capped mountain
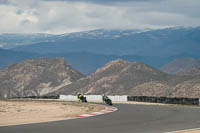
[0,33,54,49]
[58,29,147,39]
[11,27,200,56]
[0,29,147,49]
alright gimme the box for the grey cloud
[0,0,41,9]
[42,0,160,5]
[20,20,31,25]
[43,0,147,2]
[42,0,200,19]
[0,0,200,34]
[0,0,9,5]
[16,9,24,15]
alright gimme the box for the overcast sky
[0,0,200,34]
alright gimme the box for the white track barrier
[85,95,102,101]
[108,95,127,102]
[59,95,77,101]
[59,95,128,102]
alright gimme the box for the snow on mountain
[0,29,147,49]
[58,29,147,39]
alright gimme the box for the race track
[1,104,200,133]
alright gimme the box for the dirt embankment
[0,100,104,126]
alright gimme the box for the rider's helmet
[77,92,82,97]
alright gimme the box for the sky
[0,0,200,34]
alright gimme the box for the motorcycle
[103,96,113,106]
[81,96,87,103]
[78,94,87,103]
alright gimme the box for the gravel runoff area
[0,99,105,126]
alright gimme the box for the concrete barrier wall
[127,96,200,105]
[86,95,128,102]
[59,95,128,102]
[59,95,77,101]
[85,95,102,101]
[108,95,127,102]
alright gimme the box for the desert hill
[0,58,84,98]
[161,58,200,74]
[177,67,200,76]
[51,60,173,95]
[1,58,199,98]
[51,59,200,98]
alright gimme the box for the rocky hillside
[51,59,200,98]
[168,78,200,98]
[0,58,84,98]
[177,67,200,76]
[50,60,172,95]
[161,58,200,74]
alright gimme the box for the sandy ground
[0,100,104,126]
[172,130,200,133]
[181,131,200,133]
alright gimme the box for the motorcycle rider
[102,94,109,103]
[102,94,113,105]
[77,93,84,102]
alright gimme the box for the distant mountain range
[0,48,189,75]
[11,27,200,57]
[0,49,163,75]
[0,49,36,69]
[0,27,200,75]
[0,29,145,49]
[0,33,54,49]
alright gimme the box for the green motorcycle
[102,95,113,106]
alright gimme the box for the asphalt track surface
[1,104,200,133]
